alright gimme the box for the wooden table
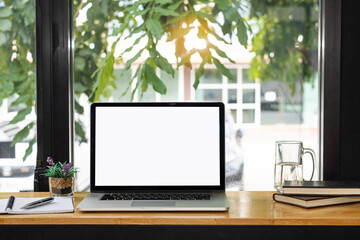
[2,191,360,239]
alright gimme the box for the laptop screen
[91,102,225,191]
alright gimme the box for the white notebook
[0,197,74,214]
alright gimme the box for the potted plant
[42,157,79,197]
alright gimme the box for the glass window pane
[243,89,255,104]
[243,109,255,123]
[161,70,179,101]
[227,69,238,83]
[195,89,222,101]
[242,69,251,83]
[228,89,237,103]
[138,87,157,102]
[200,69,222,84]
[0,1,36,192]
[73,0,320,193]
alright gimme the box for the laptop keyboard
[100,193,211,200]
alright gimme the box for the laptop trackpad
[131,201,176,207]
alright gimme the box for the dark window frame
[320,0,341,180]
[35,0,74,191]
[34,0,344,190]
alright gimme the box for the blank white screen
[95,106,220,186]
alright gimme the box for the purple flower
[62,162,73,175]
[47,157,55,166]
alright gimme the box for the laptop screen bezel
[90,102,225,192]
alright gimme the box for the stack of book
[273,181,360,208]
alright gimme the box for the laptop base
[77,192,229,212]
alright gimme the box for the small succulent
[41,157,79,179]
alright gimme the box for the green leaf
[0,19,12,31]
[149,48,175,77]
[122,64,142,97]
[141,78,148,94]
[130,77,141,101]
[224,8,239,21]
[0,7,12,18]
[156,0,172,4]
[2,80,14,93]
[11,122,35,147]
[194,55,210,89]
[237,21,248,48]
[168,0,183,10]
[221,20,232,36]
[78,48,94,57]
[10,94,31,107]
[167,26,192,42]
[91,39,119,101]
[8,73,27,82]
[126,0,152,13]
[75,121,87,143]
[75,57,86,71]
[213,57,235,81]
[197,17,230,44]
[165,11,188,25]
[0,92,3,106]
[175,37,186,59]
[196,11,217,24]
[178,49,196,67]
[15,81,30,93]
[123,48,145,72]
[124,23,145,40]
[112,20,129,36]
[144,63,167,94]
[139,65,148,95]
[9,107,32,124]
[194,63,205,89]
[134,8,150,16]
[13,0,26,9]
[121,33,146,55]
[23,137,36,161]
[94,54,116,101]
[197,26,207,39]
[18,26,31,44]
[75,100,84,114]
[209,43,235,63]
[22,3,35,26]
[146,19,163,39]
[153,7,179,16]
[215,0,228,10]
[0,32,6,46]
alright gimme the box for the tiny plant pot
[49,177,74,197]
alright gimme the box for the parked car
[225,109,244,190]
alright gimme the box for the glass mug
[274,140,315,191]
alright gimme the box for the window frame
[319,0,341,181]
[35,0,74,191]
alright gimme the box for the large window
[73,0,319,191]
[0,0,331,192]
[0,0,36,192]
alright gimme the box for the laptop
[77,102,229,211]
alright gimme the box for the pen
[5,196,15,211]
[20,197,54,209]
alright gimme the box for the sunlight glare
[184,19,207,51]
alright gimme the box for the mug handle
[303,148,315,181]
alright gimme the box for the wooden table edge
[2,191,360,226]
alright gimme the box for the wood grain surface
[1,191,360,225]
